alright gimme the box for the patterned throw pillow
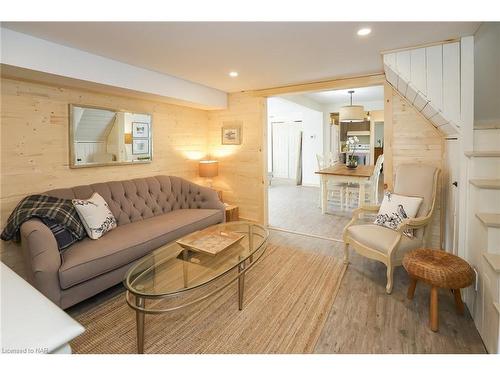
[72,193,117,240]
[374,192,423,237]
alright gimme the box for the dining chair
[345,154,384,208]
[343,164,440,294]
[317,154,347,210]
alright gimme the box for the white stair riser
[471,218,488,262]
[478,260,500,354]
[470,187,500,213]
[474,129,500,151]
[487,228,500,254]
[470,158,500,178]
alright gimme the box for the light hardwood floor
[268,179,351,239]
[271,231,485,353]
[68,230,486,354]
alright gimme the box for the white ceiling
[304,86,384,105]
[2,22,481,92]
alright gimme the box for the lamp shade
[199,160,219,178]
[339,105,365,122]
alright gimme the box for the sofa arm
[194,185,226,212]
[20,219,62,306]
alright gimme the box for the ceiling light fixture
[339,90,365,123]
[357,28,371,36]
[229,71,239,77]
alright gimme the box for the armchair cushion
[394,164,437,217]
[346,224,422,255]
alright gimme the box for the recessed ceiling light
[229,71,239,77]
[357,28,372,36]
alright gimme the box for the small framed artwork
[132,122,149,138]
[221,122,242,145]
[330,112,340,126]
[132,139,149,155]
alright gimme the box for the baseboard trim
[267,226,344,243]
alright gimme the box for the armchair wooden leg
[407,277,417,300]
[453,289,465,315]
[343,243,349,264]
[386,265,394,294]
[430,286,439,332]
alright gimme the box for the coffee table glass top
[124,221,268,298]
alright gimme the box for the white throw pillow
[374,192,423,237]
[72,193,117,240]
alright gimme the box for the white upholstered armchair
[342,164,441,294]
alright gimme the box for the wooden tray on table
[176,227,245,256]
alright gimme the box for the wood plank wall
[384,83,444,249]
[0,78,209,276]
[1,76,446,276]
[207,92,267,223]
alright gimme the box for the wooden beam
[383,82,394,191]
[247,73,385,97]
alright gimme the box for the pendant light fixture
[339,90,365,123]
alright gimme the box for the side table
[225,204,239,222]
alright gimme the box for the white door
[271,121,302,180]
[271,122,289,178]
[288,122,302,179]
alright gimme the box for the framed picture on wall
[132,122,149,138]
[132,139,149,155]
[221,122,242,145]
[330,112,340,125]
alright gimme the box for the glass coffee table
[123,221,268,353]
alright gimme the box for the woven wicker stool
[402,249,474,332]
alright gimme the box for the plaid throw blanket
[1,195,86,246]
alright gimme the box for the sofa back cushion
[46,176,209,226]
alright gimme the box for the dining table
[315,164,375,214]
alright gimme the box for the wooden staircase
[383,41,462,137]
[465,125,500,353]
[383,37,500,353]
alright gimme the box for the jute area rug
[71,244,347,354]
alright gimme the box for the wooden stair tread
[484,253,500,272]
[474,122,500,130]
[476,213,500,228]
[465,151,500,157]
[470,179,500,189]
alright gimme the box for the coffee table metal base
[124,222,268,354]
[132,274,248,354]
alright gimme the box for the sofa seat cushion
[346,224,422,255]
[58,209,223,289]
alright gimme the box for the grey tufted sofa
[19,175,225,308]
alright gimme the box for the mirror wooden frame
[69,104,153,169]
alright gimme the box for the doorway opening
[266,86,385,240]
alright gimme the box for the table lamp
[199,160,218,188]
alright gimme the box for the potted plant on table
[346,136,359,169]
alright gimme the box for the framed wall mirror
[69,104,153,168]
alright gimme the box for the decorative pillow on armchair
[72,193,117,240]
[374,192,423,237]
